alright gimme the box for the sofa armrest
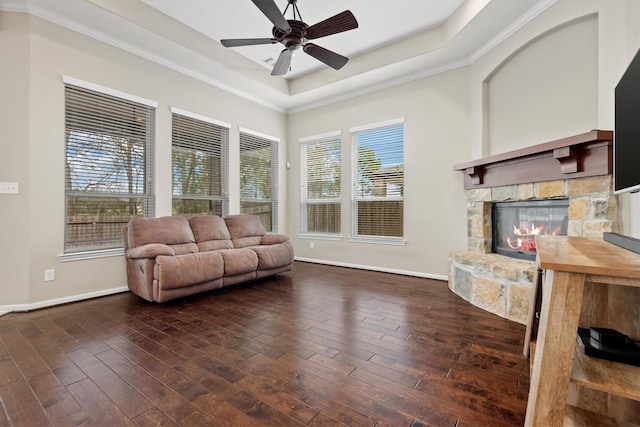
[126,243,175,259]
[260,233,289,245]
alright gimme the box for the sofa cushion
[224,214,266,248]
[196,240,234,252]
[128,216,197,255]
[126,243,175,259]
[251,240,294,270]
[154,251,224,290]
[169,243,200,255]
[218,248,259,276]
[261,233,289,245]
[232,236,263,248]
[190,215,231,241]
[189,215,234,252]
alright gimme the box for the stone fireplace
[449,130,618,324]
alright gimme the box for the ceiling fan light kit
[221,0,358,76]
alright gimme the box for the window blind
[239,129,278,232]
[171,112,229,216]
[301,133,341,234]
[351,120,404,240]
[64,84,155,252]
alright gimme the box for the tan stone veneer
[449,252,535,323]
[449,175,619,324]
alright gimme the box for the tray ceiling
[2,0,555,112]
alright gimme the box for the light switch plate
[0,182,19,194]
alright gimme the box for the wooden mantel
[454,130,613,190]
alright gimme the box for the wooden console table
[524,236,640,426]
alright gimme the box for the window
[300,132,341,235]
[171,108,229,216]
[239,128,278,231]
[351,119,405,242]
[64,79,155,252]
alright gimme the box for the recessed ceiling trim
[15,1,288,113]
[0,0,27,12]
[469,0,557,63]
[287,57,472,115]
[3,0,558,115]
[287,0,558,114]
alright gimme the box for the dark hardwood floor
[0,261,530,426]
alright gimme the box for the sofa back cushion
[224,214,266,248]
[127,215,198,255]
[189,215,234,251]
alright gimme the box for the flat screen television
[614,46,640,194]
[605,47,640,255]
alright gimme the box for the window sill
[348,237,406,246]
[298,233,343,241]
[59,247,124,262]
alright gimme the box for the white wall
[0,12,287,309]
[287,67,471,278]
[287,0,640,279]
[486,15,598,154]
[0,12,30,308]
[470,0,640,238]
[2,0,639,310]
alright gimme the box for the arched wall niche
[482,14,598,155]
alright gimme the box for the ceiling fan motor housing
[273,20,308,49]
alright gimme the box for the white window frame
[62,76,156,257]
[239,127,279,232]
[299,131,342,239]
[171,107,230,217]
[350,118,406,245]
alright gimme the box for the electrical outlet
[44,269,55,282]
[309,241,314,249]
[0,182,19,194]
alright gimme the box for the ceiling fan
[221,0,359,76]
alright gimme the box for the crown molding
[287,57,472,115]
[3,0,558,115]
[3,0,288,113]
[469,0,557,63]
[1,0,28,12]
[287,0,557,114]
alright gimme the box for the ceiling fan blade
[251,0,291,32]
[221,38,277,47]
[271,49,294,76]
[303,43,349,70]
[306,10,358,40]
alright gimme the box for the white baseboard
[0,286,129,314]
[0,261,446,315]
[294,257,448,282]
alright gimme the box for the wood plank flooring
[0,261,530,426]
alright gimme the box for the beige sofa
[123,214,294,302]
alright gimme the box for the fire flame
[506,222,561,252]
[513,223,543,236]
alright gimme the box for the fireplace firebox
[492,200,569,260]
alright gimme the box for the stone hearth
[449,131,618,324]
